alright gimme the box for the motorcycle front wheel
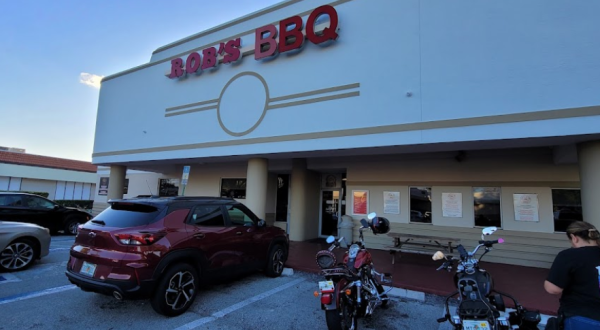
[325,297,358,330]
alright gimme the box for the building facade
[92,0,600,268]
[0,150,97,200]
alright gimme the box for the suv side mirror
[257,219,266,228]
[53,205,60,210]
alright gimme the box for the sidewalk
[286,239,559,316]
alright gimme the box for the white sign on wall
[383,191,400,214]
[442,193,463,218]
[513,193,539,222]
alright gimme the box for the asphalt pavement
[0,236,491,330]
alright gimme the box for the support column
[107,165,126,200]
[288,159,320,241]
[289,159,308,241]
[577,140,600,229]
[245,158,268,220]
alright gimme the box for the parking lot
[0,235,466,330]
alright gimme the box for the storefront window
[551,189,583,232]
[409,187,432,223]
[221,178,246,199]
[473,187,502,228]
[158,179,179,197]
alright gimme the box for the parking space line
[0,273,21,284]
[0,285,76,305]
[173,278,306,330]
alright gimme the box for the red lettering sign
[255,25,278,60]
[169,58,184,78]
[223,39,242,64]
[166,6,339,79]
[185,52,201,74]
[278,16,304,53]
[201,47,218,70]
[306,5,339,44]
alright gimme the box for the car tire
[64,216,82,235]
[265,244,286,278]
[0,238,39,272]
[151,263,199,317]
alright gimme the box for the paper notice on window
[383,191,400,214]
[513,193,539,222]
[442,193,462,218]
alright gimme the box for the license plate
[319,281,334,291]
[80,261,97,277]
[462,320,490,330]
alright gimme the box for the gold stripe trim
[92,105,600,158]
[102,0,356,83]
[165,105,218,117]
[269,83,360,103]
[267,91,360,110]
[166,99,219,112]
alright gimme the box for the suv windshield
[93,202,163,228]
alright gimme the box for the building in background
[0,149,97,200]
[91,0,600,268]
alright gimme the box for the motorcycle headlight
[348,244,360,258]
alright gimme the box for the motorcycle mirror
[432,251,445,261]
[367,212,377,220]
[481,227,498,240]
[326,236,336,244]
[359,219,369,228]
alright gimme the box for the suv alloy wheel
[151,263,199,317]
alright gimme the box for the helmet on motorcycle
[370,216,390,234]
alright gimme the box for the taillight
[115,232,165,245]
[321,293,333,305]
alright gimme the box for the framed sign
[383,191,400,214]
[352,190,369,215]
[442,193,463,218]
[513,193,539,222]
[98,177,109,196]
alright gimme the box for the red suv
[65,196,289,316]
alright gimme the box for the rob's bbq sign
[167,5,339,79]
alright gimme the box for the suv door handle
[194,233,205,239]
[236,232,242,235]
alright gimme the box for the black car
[0,192,92,235]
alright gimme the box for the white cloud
[79,72,104,89]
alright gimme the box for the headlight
[348,244,360,258]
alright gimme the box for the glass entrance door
[320,189,344,237]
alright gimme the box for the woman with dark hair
[545,221,600,329]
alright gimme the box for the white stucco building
[92,0,600,268]
[0,150,97,200]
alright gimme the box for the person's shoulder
[555,247,577,259]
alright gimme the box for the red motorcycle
[315,212,392,330]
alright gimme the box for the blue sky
[0,0,279,161]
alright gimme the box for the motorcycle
[314,212,392,330]
[433,226,541,330]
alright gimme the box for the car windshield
[92,202,163,228]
